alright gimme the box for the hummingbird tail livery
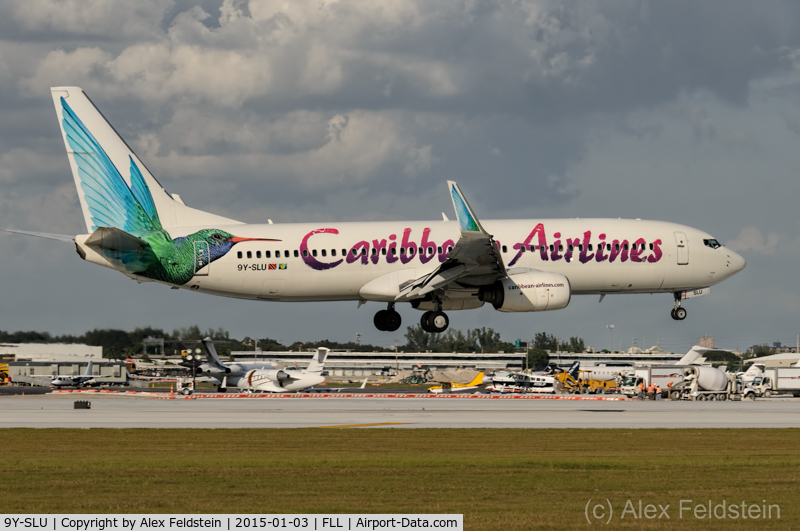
[1,87,747,333]
[51,87,241,233]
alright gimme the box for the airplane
[428,371,485,394]
[182,336,306,392]
[51,360,97,388]
[2,87,746,333]
[239,348,328,393]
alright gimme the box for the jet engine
[478,270,571,312]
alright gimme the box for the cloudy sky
[1,0,800,352]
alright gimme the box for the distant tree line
[1,325,588,370]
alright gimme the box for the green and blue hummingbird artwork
[61,97,276,285]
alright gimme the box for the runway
[3,393,800,428]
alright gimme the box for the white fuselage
[96,218,743,303]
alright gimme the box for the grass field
[3,429,799,529]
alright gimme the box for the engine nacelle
[478,270,571,312]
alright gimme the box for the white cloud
[726,227,783,255]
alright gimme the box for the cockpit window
[703,239,722,249]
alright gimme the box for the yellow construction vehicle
[0,363,9,385]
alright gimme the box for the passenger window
[623,243,628,251]
[321,249,327,257]
[391,248,396,255]
[614,244,619,251]
[361,248,367,256]
[607,244,611,251]
[588,244,593,251]
[256,251,261,258]
[448,246,453,252]
[568,245,573,252]
[640,243,645,250]
[312,249,317,257]
[549,245,554,252]
[371,248,377,256]
[437,246,442,254]
[409,247,415,255]
[332,249,336,257]
[342,249,346,256]
[649,243,653,251]
[352,249,357,256]
[293,250,299,258]
[247,251,252,259]
[578,245,583,252]
[266,251,271,258]
[429,246,434,255]
[303,250,308,257]
[559,245,563,252]
[400,247,406,255]
[237,251,242,259]
[285,250,290,258]
[502,245,507,253]
[381,248,387,255]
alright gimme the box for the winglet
[447,181,487,235]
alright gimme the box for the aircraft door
[674,232,689,265]
[193,241,210,275]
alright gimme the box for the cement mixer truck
[669,365,741,401]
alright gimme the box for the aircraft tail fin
[83,360,93,377]
[567,361,580,378]
[466,372,484,387]
[50,87,242,234]
[200,337,226,369]
[676,346,709,365]
[306,348,329,373]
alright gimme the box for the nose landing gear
[671,294,687,321]
[374,303,402,332]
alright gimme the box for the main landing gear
[420,299,450,333]
[671,293,687,321]
[421,311,449,333]
[374,303,402,332]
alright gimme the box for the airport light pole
[607,325,614,352]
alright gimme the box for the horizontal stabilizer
[0,229,74,242]
[85,226,148,250]
[83,226,157,273]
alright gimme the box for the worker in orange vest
[637,381,644,400]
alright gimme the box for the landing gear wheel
[429,311,449,333]
[674,307,687,320]
[421,312,434,333]
[670,308,677,320]
[374,310,389,331]
[385,311,402,332]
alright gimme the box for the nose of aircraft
[727,249,746,274]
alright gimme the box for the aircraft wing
[396,181,506,300]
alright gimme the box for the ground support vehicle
[621,367,685,398]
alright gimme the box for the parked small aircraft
[51,361,97,388]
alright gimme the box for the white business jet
[2,87,746,333]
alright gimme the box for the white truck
[742,367,800,399]
[620,366,685,397]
